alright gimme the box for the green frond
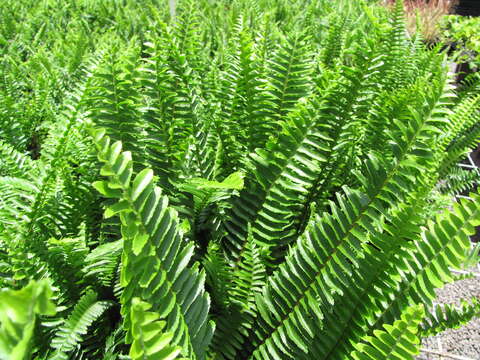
[89,128,214,359]
[136,35,180,191]
[321,14,349,68]
[203,243,234,311]
[215,18,262,168]
[50,290,112,360]
[141,32,218,182]
[173,0,205,70]
[351,305,424,360]
[45,237,89,302]
[103,325,129,360]
[0,280,56,360]
[422,298,480,337]
[303,52,387,207]
[211,228,266,359]
[0,140,37,178]
[457,72,480,100]
[382,0,410,89]
[221,97,331,263]
[83,239,123,288]
[439,166,480,196]
[87,45,143,157]
[438,94,480,177]
[129,298,182,360]
[250,31,314,148]
[176,172,244,240]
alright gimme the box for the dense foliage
[1,0,480,359]
[442,15,480,63]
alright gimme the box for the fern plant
[0,0,479,359]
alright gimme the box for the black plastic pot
[454,0,480,17]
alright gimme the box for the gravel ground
[417,265,480,360]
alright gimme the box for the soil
[417,265,480,360]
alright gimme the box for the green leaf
[129,298,181,360]
[0,280,56,360]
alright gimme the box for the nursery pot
[454,0,480,16]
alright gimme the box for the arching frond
[50,291,112,360]
[351,305,424,360]
[129,298,181,360]
[90,128,214,359]
[422,298,480,337]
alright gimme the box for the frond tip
[351,305,424,360]
[129,298,181,360]
[50,290,112,360]
[422,298,480,337]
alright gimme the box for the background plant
[383,0,458,42]
[441,15,480,63]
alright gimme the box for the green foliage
[129,298,182,360]
[351,305,424,360]
[422,298,480,337]
[0,280,56,360]
[0,0,479,359]
[50,291,112,360]
[441,15,480,64]
[90,128,214,359]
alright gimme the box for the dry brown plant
[383,0,458,42]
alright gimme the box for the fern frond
[83,239,123,288]
[0,140,37,178]
[50,290,112,360]
[103,325,128,360]
[137,35,180,191]
[221,97,331,264]
[438,94,480,177]
[90,128,214,359]
[422,298,480,337]
[87,45,143,157]
[176,172,244,246]
[321,14,349,68]
[211,228,266,359]
[440,166,480,196]
[44,237,89,302]
[202,243,234,312]
[129,298,181,360]
[302,54,385,209]
[142,31,217,182]
[382,0,410,90]
[250,31,313,148]
[351,305,424,360]
[215,18,262,169]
